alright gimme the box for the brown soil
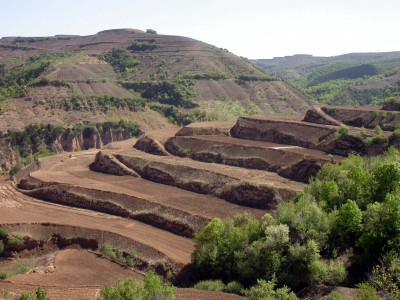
[175,120,236,136]
[322,106,400,131]
[0,97,175,133]
[0,180,194,266]
[0,249,141,300]
[18,151,267,233]
[0,29,313,118]
[112,149,302,209]
[230,115,391,156]
[176,288,247,300]
[165,135,341,182]
[134,128,179,156]
[195,79,313,114]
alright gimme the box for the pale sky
[1,0,399,59]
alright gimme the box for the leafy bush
[128,40,159,51]
[355,283,378,300]
[245,279,298,300]
[98,270,175,300]
[35,287,50,300]
[192,148,400,292]
[149,103,216,126]
[146,29,157,34]
[336,126,349,136]
[224,281,245,295]
[18,287,50,300]
[122,80,197,108]
[100,48,139,73]
[193,280,225,292]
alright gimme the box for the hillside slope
[0,28,312,117]
[0,28,313,172]
[252,52,400,105]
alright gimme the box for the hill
[0,29,313,172]
[252,52,400,106]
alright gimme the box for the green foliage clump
[128,40,159,51]
[336,126,349,136]
[245,279,298,300]
[192,213,339,289]
[122,79,197,108]
[100,243,137,267]
[93,95,146,112]
[194,280,225,292]
[146,29,157,34]
[100,48,140,73]
[18,287,50,300]
[193,148,400,294]
[0,52,70,104]
[149,103,216,126]
[98,270,175,300]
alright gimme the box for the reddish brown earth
[175,120,236,136]
[165,135,341,182]
[1,248,244,300]
[0,180,194,265]
[4,104,397,299]
[0,29,313,119]
[321,105,400,131]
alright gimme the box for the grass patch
[198,99,262,120]
[0,258,34,279]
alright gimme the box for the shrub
[224,281,245,295]
[245,279,298,300]
[0,272,6,279]
[364,135,387,146]
[128,41,159,51]
[100,243,116,260]
[18,293,35,300]
[100,48,139,73]
[146,29,157,34]
[193,280,225,292]
[336,126,349,136]
[98,270,175,300]
[36,287,50,300]
[355,283,378,300]
[0,240,4,255]
[309,260,347,286]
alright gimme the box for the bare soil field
[48,62,117,81]
[165,135,341,182]
[0,180,194,266]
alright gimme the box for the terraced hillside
[0,28,315,174]
[2,103,399,298]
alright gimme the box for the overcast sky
[1,0,399,59]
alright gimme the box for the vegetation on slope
[98,271,175,300]
[192,148,400,299]
[0,53,71,102]
[253,52,400,105]
[5,119,141,175]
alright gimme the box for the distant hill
[252,52,400,105]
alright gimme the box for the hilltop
[252,52,400,105]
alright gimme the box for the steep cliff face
[0,139,17,172]
[0,127,135,173]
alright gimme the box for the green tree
[36,287,50,300]
[98,271,175,300]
